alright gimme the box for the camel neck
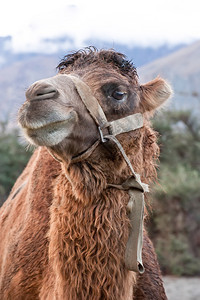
[49,173,135,299]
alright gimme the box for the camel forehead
[58,65,138,92]
[57,48,139,82]
[29,72,129,94]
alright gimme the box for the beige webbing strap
[67,75,109,128]
[125,189,144,273]
[108,177,145,273]
[109,113,143,136]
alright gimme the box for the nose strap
[67,75,109,128]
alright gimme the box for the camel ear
[139,77,173,113]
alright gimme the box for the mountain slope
[0,44,184,125]
[138,41,200,111]
[0,55,58,125]
[0,41,199,126]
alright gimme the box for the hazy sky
[0,0,200,53]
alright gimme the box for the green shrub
[149,110,200,276]
[0,122,31,206]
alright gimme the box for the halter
[56,74,148,273]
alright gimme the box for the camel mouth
[22,116,73,130]
[22,110,78,147]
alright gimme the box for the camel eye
[112,90,127,101]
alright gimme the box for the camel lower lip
[24,119,70,130]
[23,111,78,146]
[26,119,71,134]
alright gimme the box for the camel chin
[22,111,78,147]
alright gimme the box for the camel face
[18,49,172,161]
[18,72,141,160]
[18,75,99,154]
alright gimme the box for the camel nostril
[26,83,58,101]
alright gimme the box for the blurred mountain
[0,36,184,69]
[0,39,197,126]
[138,40,200,112]
[84,40,184,68]
[0,55,58,126]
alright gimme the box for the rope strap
[104,135,149,193]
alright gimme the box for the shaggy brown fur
[0,48,171,299]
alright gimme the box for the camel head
[18,48,172,166]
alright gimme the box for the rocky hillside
[138,40,200,112]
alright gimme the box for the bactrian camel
[0,48,172,299]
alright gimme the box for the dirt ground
[163,276,200,300]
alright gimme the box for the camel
[0,48,172,299]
